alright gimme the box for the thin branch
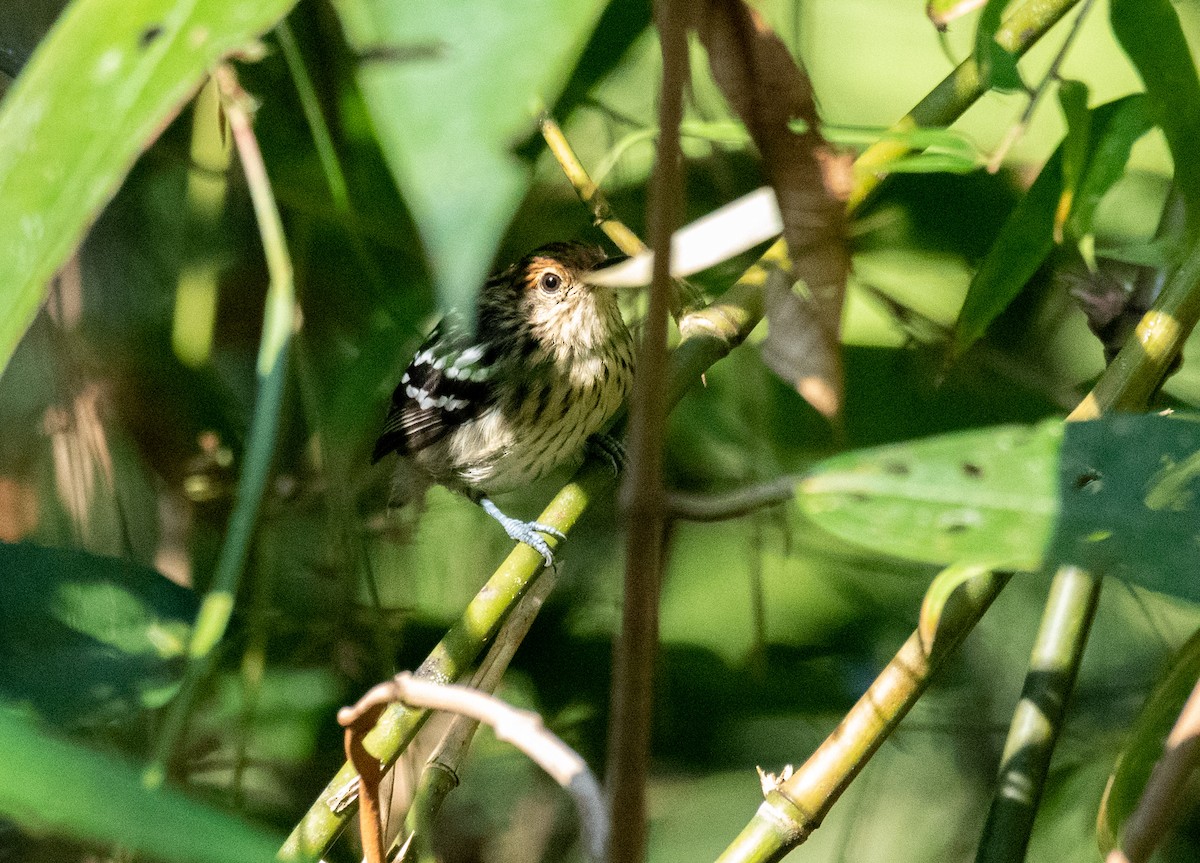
[717,572,1014,863]
[974,565,1103,863]
[850,0,1082,210]
[986,0,1097,172]
[606,3,688,862]
[397,569,559,862]
[341,673,608,863]
[540,114,648,256]
[1108,676,1200,863]
[667,477,798,522]
[146,64,295,787]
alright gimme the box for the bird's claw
[481,498,563,568]
[586,432,626,476]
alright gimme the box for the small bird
[373,242,635,566]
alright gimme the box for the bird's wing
[372,320,495,461]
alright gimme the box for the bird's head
[479,241,627,355]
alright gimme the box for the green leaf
[951,149,1063,355]
[800,414,1200,602]
[1048,413,1200,602]
[976,0,1024,92]
[798,422,1062,570]
[0,0,299,378]
[919,562,994,647]
[1056,79,1091,238]
[0,706,281,862]
[0,542,195,725]
[1098,628,1200,855]
[1110,0,1200,227]
[1065,95,1152,245]
[328,0,608,317]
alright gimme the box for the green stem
[717,572,1014,863]
[975,565,1102,863]
[849,0,1081,210]
[146,66,295,787]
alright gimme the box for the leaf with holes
[1048,413,1200,602]
[798,422,1062,570]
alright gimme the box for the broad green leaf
[0,0,299,378]
[951,149,1063,356]
[1048,414,1200,602]
[1097,628,1200,855]
[0,706,280,862]
[975,0,1023,92]
[800,414,1200,602]
[1064,95,1152,247]
[798,422,1062,570]
[1110,0,1200,226]
[0,542,195,725]
[329,0,608,317]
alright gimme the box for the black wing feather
[372,322,493,462]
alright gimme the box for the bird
[372,241,635,567]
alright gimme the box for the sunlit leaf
[926,0,986,30]
[1055,79,1091,243]
[1098,628,1200,855]
[328,0,608,318]
[800,414,1200,602]
[0,705,280,862]
[798,422,1061,570]
[0,542,194,725]
[1110,0,1200,226]
[0,0,299,378]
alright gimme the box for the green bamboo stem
[146,65,295,788]
[975,565,1102,863]
[849,0,1081,210]
[716,572,1014,863]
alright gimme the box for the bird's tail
[386,456,430,510]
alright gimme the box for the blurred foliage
[1,0,1200,862]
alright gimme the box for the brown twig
[1106,676,1200,863]
[340,703,387,863]
[341,672,608,862]
[606,2,689,861]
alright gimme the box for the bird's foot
[480,498,565,568]
[586,432,626,476]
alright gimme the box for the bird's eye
[539,271,563,293]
